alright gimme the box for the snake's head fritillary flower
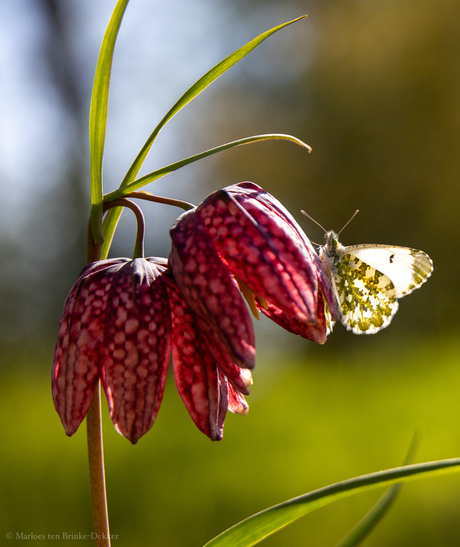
[164,273,251,441]
[52,257,171,444]
[170,182,339,346]
[166,203,255,441]
[52,255,250,443]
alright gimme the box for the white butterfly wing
[343,245,433,297]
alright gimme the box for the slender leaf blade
[89,0,129,243]
[335,428,422,547]
[121,15,307,188]
[103,134,311,202]
[203,458,460,547]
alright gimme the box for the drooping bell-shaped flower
[170,182,338,346]
[52,257,171,444]
[164,274,251,441]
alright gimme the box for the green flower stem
[86,385,111,547]
[85,227,111,547]
[87,220,103,265]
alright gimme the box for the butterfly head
[322,210,360,254]
[324,230,339,249]
[301,210,357,256]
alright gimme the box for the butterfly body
[318,230,433,334]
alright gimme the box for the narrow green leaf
[121,15,307,188]
[101,206,123,260]
[101,15,307,258]
[335,428,422,547]
[89,0,130,244]
[103,134,311,203]
[203,458,460,547]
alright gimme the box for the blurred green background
[1,0,460,545]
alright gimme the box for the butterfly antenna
[338,210,359,236]
[301,210,326,233]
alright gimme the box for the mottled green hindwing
[333,254,398,334]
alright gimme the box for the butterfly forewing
[345,245,433,297]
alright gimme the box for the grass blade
[335,428,422,547]
[121,15,307,188]
[103,134,311,202]
[203,457,460,547]
[89,0,129,243]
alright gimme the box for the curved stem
[88,198,147,262]
[103,198,145,259]
[100,192,192,261]
[105,190,195,211]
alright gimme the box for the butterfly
[303,211,434,334]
